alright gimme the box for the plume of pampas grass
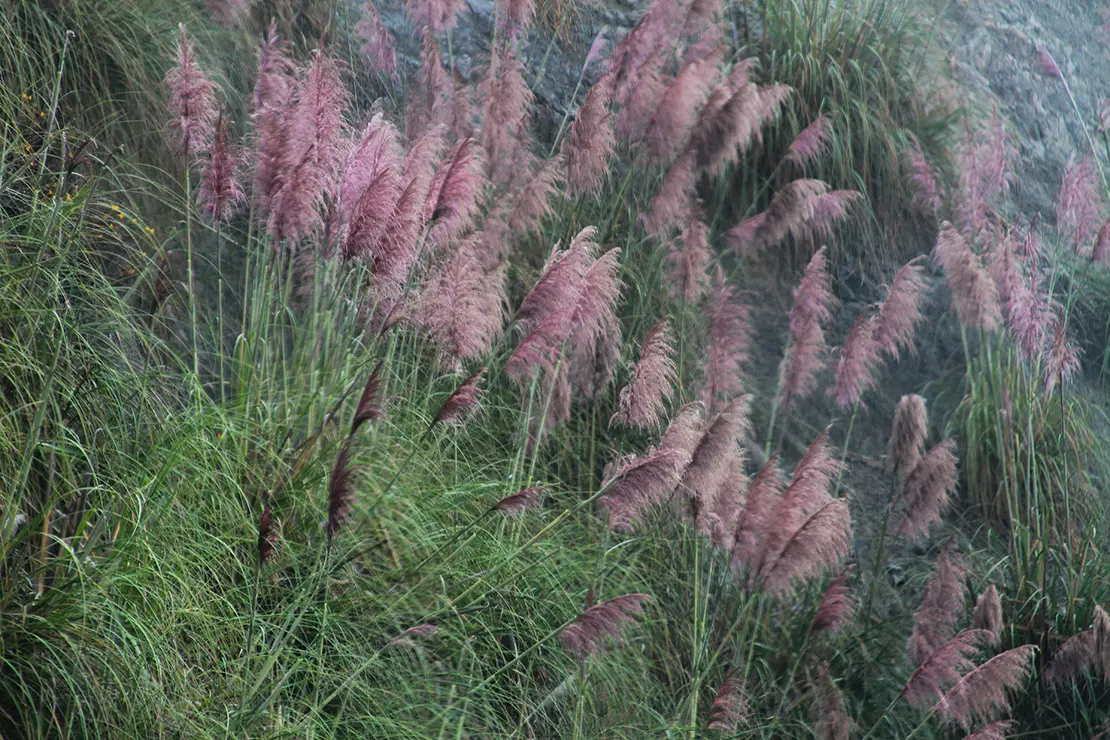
[1094,218,1110,263]
[698,269,754,412]
[934,222,1002,332]
[351,360,387,436]
[905,134,944,216]
[419,239,506,368]
[479,43,535,185]
[961,721,1013,740]
[611,318,677,432]
[731,455,786,575]
[681,23,725,67]
[268,52,349,242]
[829,312,882,408]
[165,25,217,162]
[935,645,1037,730]
[897,439,958,542]
[900,629,991,709]
[198,112,243,225]
[508,155,564,238]
[679,396,752,525]
[493,486,545,514]
[666,202,712,301]
[786,114,833,168]
[340,115,404,259]
[559,593,651,656]
[1043,629,1096,686]
[688,81,763,177]
[257,502,276,565]
[887,394,928,476]
[496,0,535,37]
[642,151,697,237]
[434,370,486,425]
[387,624,439,648]
[407,0,465,36]
[815,664,854,740]
[564,71,616,195]
[1056,154,1103,252]
[760,498,851,597]
[406,32,452,139]
[615,51,668,143]
[811,571,856,636]
[424,134,486,248]
[907,546,967,667]
[356,1,398,78]
[584,26,610,73]
[726,179,829,254]
[873,256,929,360]
[252,25,296,215]
[1095,605,1110,678]
[973,585,1003,646]
[565,248,625,396]
[705,452,748,552]
[328,446,357,542]
[778,246,835,408]
[956,112,1014,238]
[708,669,746,731]
[1043,308,1081,393]
[644,59,716,166]
[1033,44,1063,80]
[800,190,862,246]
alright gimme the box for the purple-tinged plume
[811,571,856,636]
[257,502,277,565]
[1033,44,1064,80]
[406,32,452,140]
[387,624,439,649]
[680,396,752,528]
[611,318,677,432]
[508,155,564,239]
[778,246,835,408]
[327,445,357,542]
[564,72,616,195]
[731,456,786,576]
[407,0,465,36]
[897,439,958,542]
[251,25,296,215]
[643,59,716,166]
[424,134,486,249]
[905,134,944,216]
[725,179,830,254]
[198,112,244,226]
[699,269,754,413]
[759,498,852,597]
[340,114,404,260]
[493,486,545,515]
[907,546,967,667]
[786,114,833,168]
[1043,308,1081,393]
[565,248,625,397]
[165,25,218,162]
[665,202,712,301]
[707,669,746,731]
[829,312,883,409]
[887,394,928,476]
[356,1,399,79]
[420,239,506,369]
[1056,154,1104,252]
[900,630,991,710]
[1094,218,1110,263]
[972,585,1003,646]
[351,359,387,436]
[434,370,486,426]
[479,43,535,185]
[495,0,535,38]
[642,151,697,237]
[815,664,854,740]
[934,222,1002,332]
[873,256,929,360]
[1043,629,1097,686]
[559,593,651,657]
[935,645,1037,730]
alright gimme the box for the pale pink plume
[665,202,712,301]
[699,268,754,413]
[407,0,465,36]
[642,152,697,237]
[905,134,944,216]
[906,546,967,667]
[267,52,350,242]
[800,190,862,246]
[727,58,760,92]
[873,256,929,360]
[886,394,928,476]
[599,403,704,530]
[680,396,753,529]
[495,0,535,37]
[725,178,830,254]
[956,111,1014,238]
[583,26,610,73]
[759,498,851,597]
[687,83,755,177]
[350,359,387,437]
[611,318,677,432]
[897,439,958,541]
[934,221,1002,332]
[1043,629,1097,686]
[899,629,991,709]
[433,369,486,425]
[564,72,617,196]
[1056,153,1104,252]
[340,114,404,260]
[1043,308,1081,394]
[198,112,244,225]
[251,25,296,215]
[1033,44,1063,80]
[731,455,786,576]
[706,452,749,552]
[1096,605,1110,678]
[356,1,399,79]
[815,664,854,740]
[786,114,833,168]
[707,669,746,731]
[972,585,1003,646]
[778,246,836,409]
[493,486,545,515]
[406,32,452,140]
[479,43,535,185]
[961,721,1014,740]
[508,155,564,239]
[722,212,766,255]
[1094,218,1110,263]
[419,239,506,368]
[564,248,625,398]
[615,51,667,143]
[681,23,725,68]
[205,0,251,25]
[935,645,1037,730]
[684,0,723,34]
[165,25,217,162]
[559,593,651,657]
[424,134,486,249]
[810,570,856,636]
[754,84,794,141]
[643,59,716,166]
[829,312,883,409]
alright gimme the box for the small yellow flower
[24,145,31,153]
[38,111,45,118]
[65,194,72,201]
[117,212,125,219]
[110,204,120,211]
[145,227,155,234]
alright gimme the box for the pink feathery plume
[495,0,535,38]
[754,84,794,139]
[268,52,350,242]
[615,51,668,143]
[935,645,1037,730]
[722,211,766,255]
[198,112,244,226]
[251,25,296,215]
[407,0,465,36]
[340,114,404,259]
[829,312,883,409]
[1093,217,1110,263]
[665,202,712,301]
[643,59,717,167]
[564,71,616,196]
[1056,154,1104,252]
[799,190,863,246]
[726,179,830,254]
[1043,308,1081,394]
[905,134,944,216]
[972,585,1003,646]
[419,238,507,368]
[1043,629,1096,686]
[327,445,357,542]
[706,451,749,552]
[165,25,218,162]
[424,134,486,249]
[961,721,1013,740]
[815,664,854,740]
[583,26,610,73]
[786,114,833,168]
[887,394,928,476]
[356,1,399,79]
[679,396,752,529]
[708,669,746,731]
[897,439,958,542]
[479,43,535,185]
[599,403,704,530]
[907,546,967,667]
[689,81,773,177]
[493,486,545,515]
[778,246,836,409]
[433,370,486,426]
[351,359,387,436]
[642,151,697,237]
[1033,44,1063,80]
[406,32,452,140]
[873,256,929,360]
[565,248,625,397]
[934,221,1002,332]
[759,498,851,597]
[611,318,677,432]
[699,269,754,413]
[559,594,651,657]
[508,154,564,239]
[731,455,786,576]
[810,570,856,636]
[257,502,277,565]
[899,629,991,709]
